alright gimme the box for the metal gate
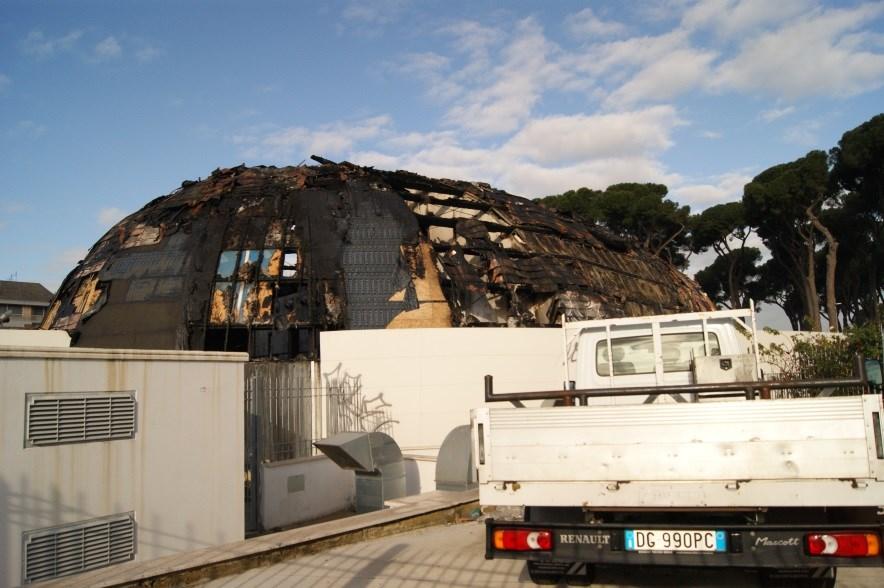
[243,359,397,534]
[244,360,320,534]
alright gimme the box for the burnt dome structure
[44,157,712,358]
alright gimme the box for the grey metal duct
[314,432,406,512]
[435,425,477,492]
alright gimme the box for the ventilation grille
[25,392,136,447]
[23,513,136,584]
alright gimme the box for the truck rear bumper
[485,518,884,569]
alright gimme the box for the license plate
[625,529,726,553]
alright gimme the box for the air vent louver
[22,513,136,583]
[25,392,136,447]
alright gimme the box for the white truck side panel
[477,479,884,509]
[473,395,884,508]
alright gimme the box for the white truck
[471,308,884,587]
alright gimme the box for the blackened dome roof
[44,158,712,357]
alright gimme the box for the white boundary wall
[319,328,564,457]
[259,454,437,530]
[260,456,354,530]
[0,346,247,588]
[0,329,70,348]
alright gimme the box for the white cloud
[94,36,122,60]
[565,8,628,39]
[711,4,884,99]
[245,104,686,198]
[0,74,10,93]
[683,0,812,38]
[392,52,463,102]
[502,106,682,164]
[354,143,679,198]
[444,18,568,136]
[398,52,449,74]
[672,170,754,209]
[347,150,404,170]
[760,106,796,122]
[382,130,459,150]
[236,2,884,204]
[580,30,690,76]
[561,3,884,106]
[371,108,684,197]
[437,20,506,91]
[440,20,505,58]
[97,207,126,227]
[21,30,83,58]
[604,47,717,107]
[234,115,393,162]
[499,157,680,198]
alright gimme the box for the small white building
[0,335,247,588]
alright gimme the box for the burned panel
[376,165,713,325]
[45,159,712,358]
[341,191,420,329]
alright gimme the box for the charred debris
[43,157,713,359]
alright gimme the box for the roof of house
[0,280,54,305]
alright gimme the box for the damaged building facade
[43,157,712,355]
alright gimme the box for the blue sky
[2,0,884,306]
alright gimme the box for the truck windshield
[597,333,721,376]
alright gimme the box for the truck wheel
[760,567,836,588]
[526,560,567,585]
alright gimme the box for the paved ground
[204,521,883,587]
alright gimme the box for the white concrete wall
[0,346,247,588]
[261,456,354,530]
[403,455,438,495]
[320,328,564,456]
[260,454,438,530]
[0,329,70,347]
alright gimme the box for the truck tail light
[806,532,880,557]
[493,528,552,551]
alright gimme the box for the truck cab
[569,310,755,403]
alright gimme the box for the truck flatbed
[474,395,884,509]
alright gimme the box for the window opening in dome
[232,283,255,323]
[238,250,261,281]
[211,247,294,329]
[210,282,233,323]
[282,252,299,278]
[216,251,238,280]
[260,249,281,278]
